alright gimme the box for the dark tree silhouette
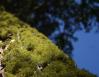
[0,0,99,55]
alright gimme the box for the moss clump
[0,8,97,77]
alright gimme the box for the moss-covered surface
[0,7,97,77]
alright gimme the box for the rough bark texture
[0,7,97,77]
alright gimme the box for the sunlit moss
[0,7,97,77]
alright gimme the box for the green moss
[41,61,70,77]
[5,72,16,77]
[0,8,97,77]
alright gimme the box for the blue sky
[48,14,99,76]
[47,0,99,75]
[73,30,99,76]
[73,0,99,76]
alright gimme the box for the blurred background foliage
[0,0,99,56]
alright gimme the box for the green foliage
[0,9,97,77]
[77,69,97,77]
[5,72,15,77]
[41,61,71,77]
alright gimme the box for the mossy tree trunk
[0,7,97,77]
